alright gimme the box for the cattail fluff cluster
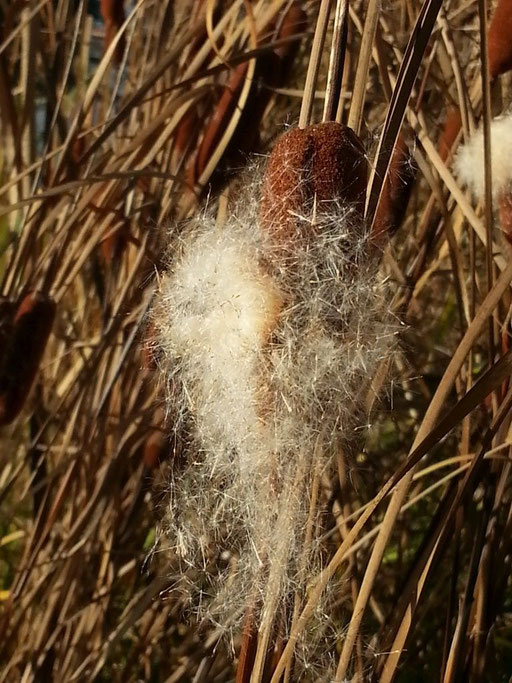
[454,112,512,243]
[153,122,396,671]
[454,113,512,201]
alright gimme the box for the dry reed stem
[323,0,348,123]
[347,0,380,135]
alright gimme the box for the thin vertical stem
[323,0,348,122]
[347,0,380,134]
[298,0,333,128]
[478,0,496,365]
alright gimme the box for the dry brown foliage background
[1,0,512,681]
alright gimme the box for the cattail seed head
[0,292,56,425]
[454,113,512,201]
[488,0,512,80]
[0,298,14,365]
[189,5,307,194]
[154,119,395,675]
[260,121,367,244]
[193,62,250,184]
[454,113,512,244]
[372,133,416,246]
[272,4,308,79]
[498,192,512,244]
[143,432,165,470]
[100,0,126,65]
[438,108,462,163]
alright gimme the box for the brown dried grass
[1,1,512,681]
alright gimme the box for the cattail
[271,4,308,82]
[0,298,14,366]
[193,61,250,184]
[100,0,126,65]
[223,4,308,164]
[372,133,416,247]
[260,121,367,244]
[143,428,165,471]
[154,117,395,674]
[454,112,512,244]
[0,292,56,425]
[438,108,462,163]
[189,5,307,191]
[174,106,199,164]
[141,320,159,372]
[488,0,512,80]
[498,190,512,240]
[100,217,132,265]
[142,408,172,472]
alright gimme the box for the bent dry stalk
[153,120,397,678]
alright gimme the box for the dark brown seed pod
[174,105,199,161]
[260,121,367,244]
[225,4,308,168]
[498,191,512,245]
[0,299,14,366]
[141,320,158,371]
[100,0,126,65]
[272,4,308,78]
[188,4,307,192]
[193,61,250,184]
[236,607,258,683]
[438,108,462,163]
[100,218,133,265]
[372,133,416,246]
[143,427,165,470]
[488,0,512,79]
[0,292,56,426]
[143,407,179,471]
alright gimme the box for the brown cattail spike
[372,133,416,247]
[438,108,462,163]
[187,5,307,193]
[143,427,165,470]
[194,62,250,183]
[498,191,512,245]
[236,607,258,683]
[100,0,126,65]
[174,106,199,161]
[0,298,14,366]
[141,320,159,371]
[260,121,367,243]
[488,0,512,80]
[271,4,308,83]
[0,292,56,425]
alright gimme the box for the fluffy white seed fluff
[454,112,512,200]
[152,168,396,676]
